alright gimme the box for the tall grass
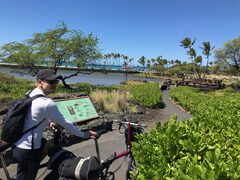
[90,90,137,113]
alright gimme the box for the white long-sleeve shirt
[15,88,86,149]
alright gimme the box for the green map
[55,97,98,123]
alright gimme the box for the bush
[133,87,240,179]
[130,82,162,108]
[0,73,34,100]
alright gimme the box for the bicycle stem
[94,138,101,166]
[127,122,132,149]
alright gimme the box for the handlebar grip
[140,124,147,128]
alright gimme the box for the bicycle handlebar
[113,119,147,128]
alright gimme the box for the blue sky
[0,0,239,65]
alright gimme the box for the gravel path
[145,89,192,130]
[162,90,192,121]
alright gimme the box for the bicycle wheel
[105,171,115,180]
[126,157,138,180]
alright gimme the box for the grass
[90,89,137,113]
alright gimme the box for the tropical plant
[180,37,216,79]
[180,37,197,75]
[138,56,146,67]
[200,41,215,78]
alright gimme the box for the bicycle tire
[105,171,115,180]
[126,157,138,180]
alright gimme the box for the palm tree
[147,59,151,69]
[116,53,121,66]
[138,56,146,67]
[175,59,182,65]
[180,37,197,75]
[120,55,129,81]
[200,41,215,78]
[112,53,119,66]
[129,58,134,67]
[151,58,156,64]
[162,59,168,69]
[180,37,196,50]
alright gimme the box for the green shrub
[56,82,123,95]
[130,82,162,108]
[236,79,240,87]
[0,73,34,100]
[0,73,125,100]
[133,87,240,179]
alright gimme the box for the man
[12,69,96,180]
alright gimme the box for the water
[0,66,162,85]
[86,64,146,71]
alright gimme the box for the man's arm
[45,101,96,138]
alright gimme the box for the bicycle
[0,118,146,180]
[96,119,147,180]
[44,117,146,180]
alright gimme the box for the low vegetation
[132,86,240,179]
[0,73,163,114]
[0,73,34,100]
[2,72,239,178]
[130,82,163,108]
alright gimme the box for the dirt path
[146,89,192,130]
[162,90,192,121]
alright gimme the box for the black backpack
[0,92,45,145]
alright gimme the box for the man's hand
[84,130,97,139]
[49,122,58,132]
[89,130,97,138]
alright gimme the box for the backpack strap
[30,119,46,150]
[20,94,46,147]
[21,118,45,136]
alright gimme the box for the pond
[0,66,163,85]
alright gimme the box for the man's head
[36,69,62,95]
[37,69,62,81]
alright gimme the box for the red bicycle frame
[94,119,146,179]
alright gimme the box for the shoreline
[0,63,141,74]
